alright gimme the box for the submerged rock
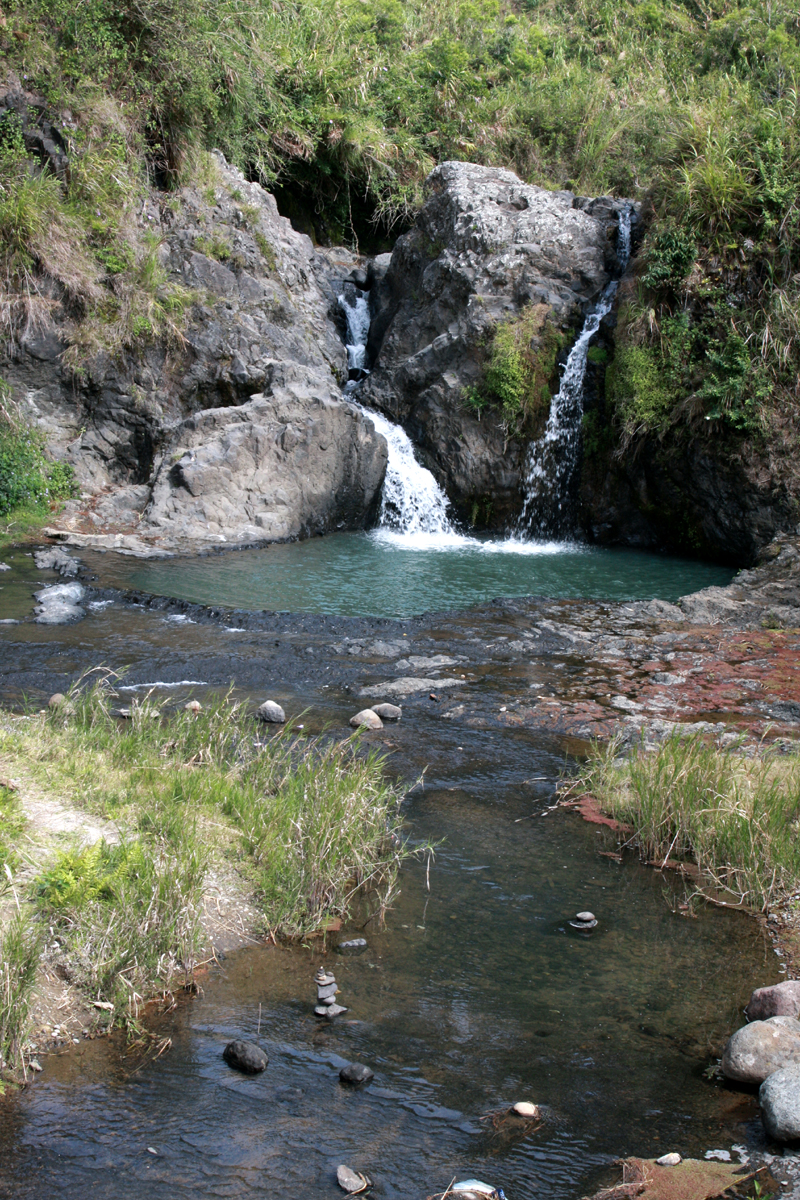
[222,1040,268,1074]
[722,1016,800,1084]
[350,709,383,730]
[451,1181,505,1199]
[339,1062,374,1085]
[257,700,285,724]
[746,981,800,1022]
[759,1065,800,1141]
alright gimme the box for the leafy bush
[605,344,674,433]
[0,396,78,517]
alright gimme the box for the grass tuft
[580,733,800,911]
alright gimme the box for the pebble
[656,1153,682,1166]
[256,700,285,723]
[512,1101,539,1117]
[451,1182,503,1199]
[337,1164,370,1193]
[184,700,202,713]
[48,693,67,708]
[0,562,9,571]
[370,703,402,721]
[339,1062,374,1085]
[28,1059,42,1073]
[349,709,383,730]
[569,911,598,929]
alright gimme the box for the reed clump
[580,733,800,911]
[0,906,41,1082]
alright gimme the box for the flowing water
[0,227,772,1200]
[517,209,633,539]
[0,700,775,1200]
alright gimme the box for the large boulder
[142,363,387,545]
[6,152,387,552]
[746,981,800,1022]
[759,1066,800,1142]
[721,1016,800,1084]
[360,161,630,527]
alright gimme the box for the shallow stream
[0,541,777,1200]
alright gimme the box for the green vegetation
[0,673,409,1027]
[466,303,564,434]
[580,733,800,911]
[0,908,41,1082]
[0,0,795,450]
[0,387,77,542]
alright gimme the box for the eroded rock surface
[360,161,631,526]
[6,152,385,551]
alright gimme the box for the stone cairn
[314,965,347,1018]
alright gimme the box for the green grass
[0,907,41,1082]
[0,0,795,457]
[0,674,410,1007]
[579,733,800,911]
[0,389,78,519]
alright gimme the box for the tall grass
[0,907,41,1079]
[581,734,800,911]
[1,671,409,946]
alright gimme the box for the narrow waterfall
[338,289,455,538]
[516,206,633,539]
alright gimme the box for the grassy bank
[0,674,408,1063]
[580,733,800,911]
[0,0,796,430]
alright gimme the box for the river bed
[0,541,785,1198]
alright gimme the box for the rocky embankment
[6,150,387,554]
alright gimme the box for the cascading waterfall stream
[516,206,633,540]
[338,289,455,539]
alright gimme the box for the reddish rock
[746,981,800,1022]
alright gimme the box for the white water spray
[339,290,456,540]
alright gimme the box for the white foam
[118,680,208,691]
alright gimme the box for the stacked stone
[314,965,347,1018]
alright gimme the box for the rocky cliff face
[360,161,629,527]
[3,152,386,552]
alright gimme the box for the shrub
[0,393,78,516]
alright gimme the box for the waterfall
[516,206,633,539]
[338,289,455,539]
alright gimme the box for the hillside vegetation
[0,0,798,449]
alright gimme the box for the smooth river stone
[222,1040,268,1074]
[350,709,383,729]
[746,981,800,1021]
[339,1062,374,1085]
[317,982,338,1000]
[722,1016,800,1083]
[371,703,402,720]
[759,1065,800,1141]
[257,700,286,723]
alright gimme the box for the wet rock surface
[222,1039,269,1074]
[361,161,632,527]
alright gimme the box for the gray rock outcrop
[5,152,386,552]
[721,1016,800,1084]
[142,366,387,545]
[360,161,629,526]
[759,1066,800,1142]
